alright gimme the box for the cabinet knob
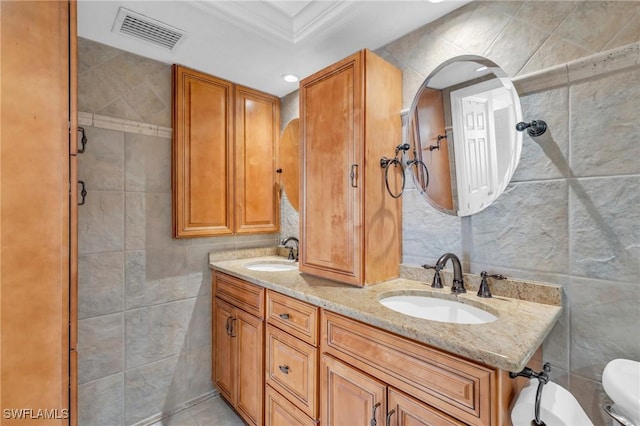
[279,313,290,320]
[278,365,290,374]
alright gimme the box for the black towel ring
[407,159,429,191]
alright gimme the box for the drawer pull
[279,313,290,320]
[386,409,395,426]
[278,365,290,374]
[370,402,381,426]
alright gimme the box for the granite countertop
[209,250,562,372]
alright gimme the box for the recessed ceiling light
[475,66,488,72]
[282,74,299,83]
[428,0,445,3]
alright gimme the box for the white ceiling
[78,0,470,97]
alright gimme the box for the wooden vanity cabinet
[213,272,266,426]
[299,49,402,286]
[173,65,280,238]
[321,354,464,426]
[321,310,503,426]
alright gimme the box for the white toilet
[602,358,640,426]
[511,379,593,426]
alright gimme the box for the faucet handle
[422,264,443,288]
[477,271,506,298]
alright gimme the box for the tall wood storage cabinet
[299,49,402,286]
[172,65,280,238]
[0,1,78,424]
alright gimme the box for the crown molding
[188,0,354,46]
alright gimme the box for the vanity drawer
[321,311,495,425]
[266,324,318,418]
[266,290,319,346]
[214,272,265,319]
[265,385,317,426]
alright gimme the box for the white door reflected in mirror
[407,55,523,216]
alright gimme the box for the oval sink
[379,295,497,324]
[246,262,297,272]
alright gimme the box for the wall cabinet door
[173,66,280,238]
[300,49,402,286]
[235,85,280,235]
[320,354,386,426]
[173,66,234,237]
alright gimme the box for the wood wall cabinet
[213,273,266,426]
[299,49,402,286]
[1,1,78,424]
[173,65,280,238]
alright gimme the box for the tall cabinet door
[173,65,233,237]
[1,1,74,423]
[300,52,363,285]
[234,85,280,235]
[320,354,386,426]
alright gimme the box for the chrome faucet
[281,237,299,262]
[435,253,466,294]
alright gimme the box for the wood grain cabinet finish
[213,274,266,426]
[265,325,318,418]
[321,311,496,425]
[264,291,320,424]
[320,354,387,426]
[234,86,280,235]
[172,65,280,238]
[388,387,466,426]
[1,1,77,424]
[299,49,402,286]
[266,290,319,346]
[265,385,317,426]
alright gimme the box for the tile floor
[150,395,245,426]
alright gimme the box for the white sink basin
[379,294,497,324]
[246,262,297,272]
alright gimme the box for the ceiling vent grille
[112,8,185,50]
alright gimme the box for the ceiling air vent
[112,7,186,50]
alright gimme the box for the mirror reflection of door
[413,88,454,211]
[450,79,505,215]
[279,118,300,211]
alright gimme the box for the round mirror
[279,118,300,211]
[407,55,523,216]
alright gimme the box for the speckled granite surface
[209,254,562,372]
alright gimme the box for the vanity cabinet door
[388,387,466,426]
[213,297,236,403]
[236,308,265,426]
[320,354,386,426]
[300,49,402,286]
[213,274,266,426]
